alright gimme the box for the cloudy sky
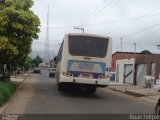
[30,0,160,58]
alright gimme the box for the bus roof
[65,33,111,39]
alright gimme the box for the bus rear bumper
[58,75,109,87]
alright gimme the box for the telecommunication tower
[44,6,50,67]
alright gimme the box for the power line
[84,12,160,26]
[111,23,160,51]
[107,7,160,34]
[77,0,110,26]
[40,6,160,32]
[85,0,121,25]
[114,41,145,52]
[82,0,117,26]
[121,23,160,38]
[78,0,115,26]
[40,0,115,29]
[41,12,160,30]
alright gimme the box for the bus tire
[58,84,64,91]
[86,86,96,94]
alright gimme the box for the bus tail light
[98,75,105,79]
[98,75,109,79]
[63,72,73,77]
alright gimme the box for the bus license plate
[79,63,94,70]
[82,73,90,78]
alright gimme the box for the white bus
[56,33,112,93]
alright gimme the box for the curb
[145,96,159,102]
[125,90,145,97]
[109,87,156,97]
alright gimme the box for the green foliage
[0,81,16,106]
[140,50,152,54]
[0,36,18,56]
[0,0,5,10]
[15,55,43,70]
[0,0,40,64]
[24,56,32,71]
[31,55,43,67]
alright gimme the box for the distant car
[33,67,41,73]
[49,68,56,77]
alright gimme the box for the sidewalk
[10,74,28,85]
[108,82,160,101]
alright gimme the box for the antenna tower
[44,6,50,68]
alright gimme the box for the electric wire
[77,0,109,26]
[84,0,121,26]
[107,7,160,34]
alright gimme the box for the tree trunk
[14,64,17,78]
[0,63,8,81]
[1,63,5,81]
[6,64,11,81]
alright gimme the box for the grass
[0,81,16,106]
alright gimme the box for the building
[112,51,149,72]
[116,54,160,86]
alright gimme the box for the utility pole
[134,42,136,52]
[74,26,84,33]
[121,37,122,52]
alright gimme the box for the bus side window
[57,42,63,62]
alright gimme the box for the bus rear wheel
[58,83,65,91]
[86,86,96,94]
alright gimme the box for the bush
[0,81,16,106]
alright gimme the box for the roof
[112,51,160,56]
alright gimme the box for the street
[3,70,154,114]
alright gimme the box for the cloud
[31,0,160,57]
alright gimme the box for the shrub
[0,81,16,106]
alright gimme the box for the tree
[31,55,43,68]
[140,50,152,54]
[15,55,42,73]
[16,56,32,72]
[0,0,40,80]
[24,56,32,71]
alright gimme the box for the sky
[30,0,160,58]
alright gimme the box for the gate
[136,64,147,86]
[124,64,133,84]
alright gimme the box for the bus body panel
[56,33,112,87]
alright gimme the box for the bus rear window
[69,36,108,58]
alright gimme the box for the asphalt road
[3,70,155,114]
